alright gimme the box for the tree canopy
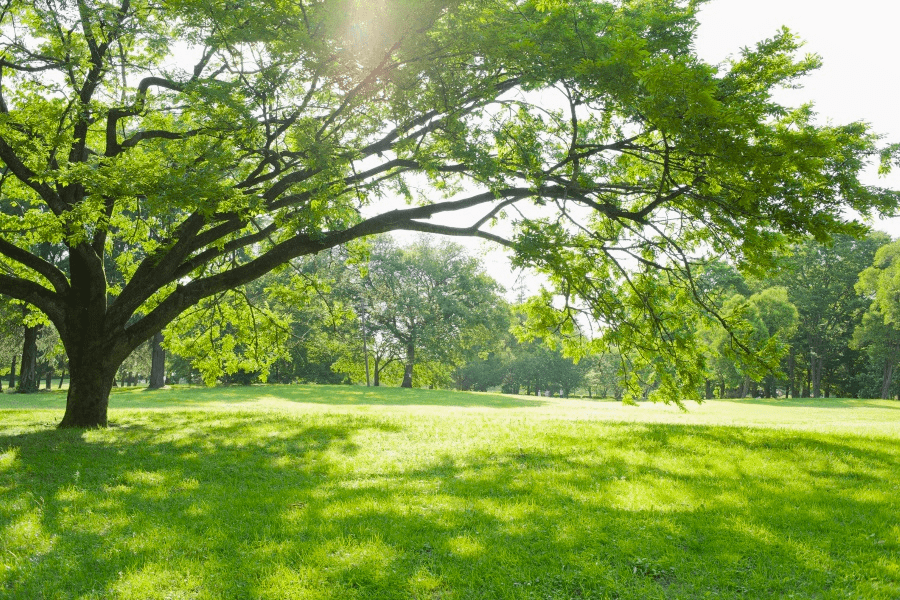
[0,0,897,426]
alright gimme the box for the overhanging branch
[0,237,70,293]
[0,274,64,326]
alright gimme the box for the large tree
[0,0,896,426]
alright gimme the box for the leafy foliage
[853,241,900,398]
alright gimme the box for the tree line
[4,231,900,400]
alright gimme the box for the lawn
[1,386,898,599]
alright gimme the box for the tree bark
[9,355,15,389]
[373,356,381,387]
[45,368,52,390]
[401,342,415,388]
[148,332,166,389]
[59,355,119,428]
[787,348,795,398]
[704,379,713,400]
[881,360,895,400]
[811,357,822,398]
[16,325,40,393]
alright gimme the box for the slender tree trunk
[8,355,15,390]
[719,377,725,399]
[58,364,66,389]
[373,356,381,387]
[787,348,795,398]
[45,368,52,390]
[881,360,895,400]
[360,306,370,387]
[148,332,166,389]
[401,343,415,388]
[17,325,40,393]
[705,379,713,400]
[740,377,750,398]
[811,354,823,398]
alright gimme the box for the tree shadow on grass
[1,415,898,599]
[121,383,548,410]
[717,396,900,410]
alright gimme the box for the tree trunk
[401,343,415,388]
[45,368,52,390]
[58,365,66,389]
[16,325,41,393]
[787,348,795,398]
[704,379,713,400]
[740,377,750,398]
[148,332,166,389]
[810,346,824,398]
[8,355,15,389]
[881,360,895,400]
[59,355,119,428]
[718,377,725,399]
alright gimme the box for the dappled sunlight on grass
[5,383,900,435]
[0,388,899,597]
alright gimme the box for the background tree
[0,1,897,426]
[348,238,507,388]
[773,234,889,397]
[583,352,626,400]
[853,241,900,399]
[694,260,752,398]
[709,287,797,398]
[0,297,23,392]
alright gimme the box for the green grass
[1,386,899,599]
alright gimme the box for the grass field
[1,385,898,599]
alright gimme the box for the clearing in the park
[1,385,898,599]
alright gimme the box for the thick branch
[398,221,515,248]
[107,213,208,330]
[0,138,65,213]
[0,237,70,293]
[0,274,64,326]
